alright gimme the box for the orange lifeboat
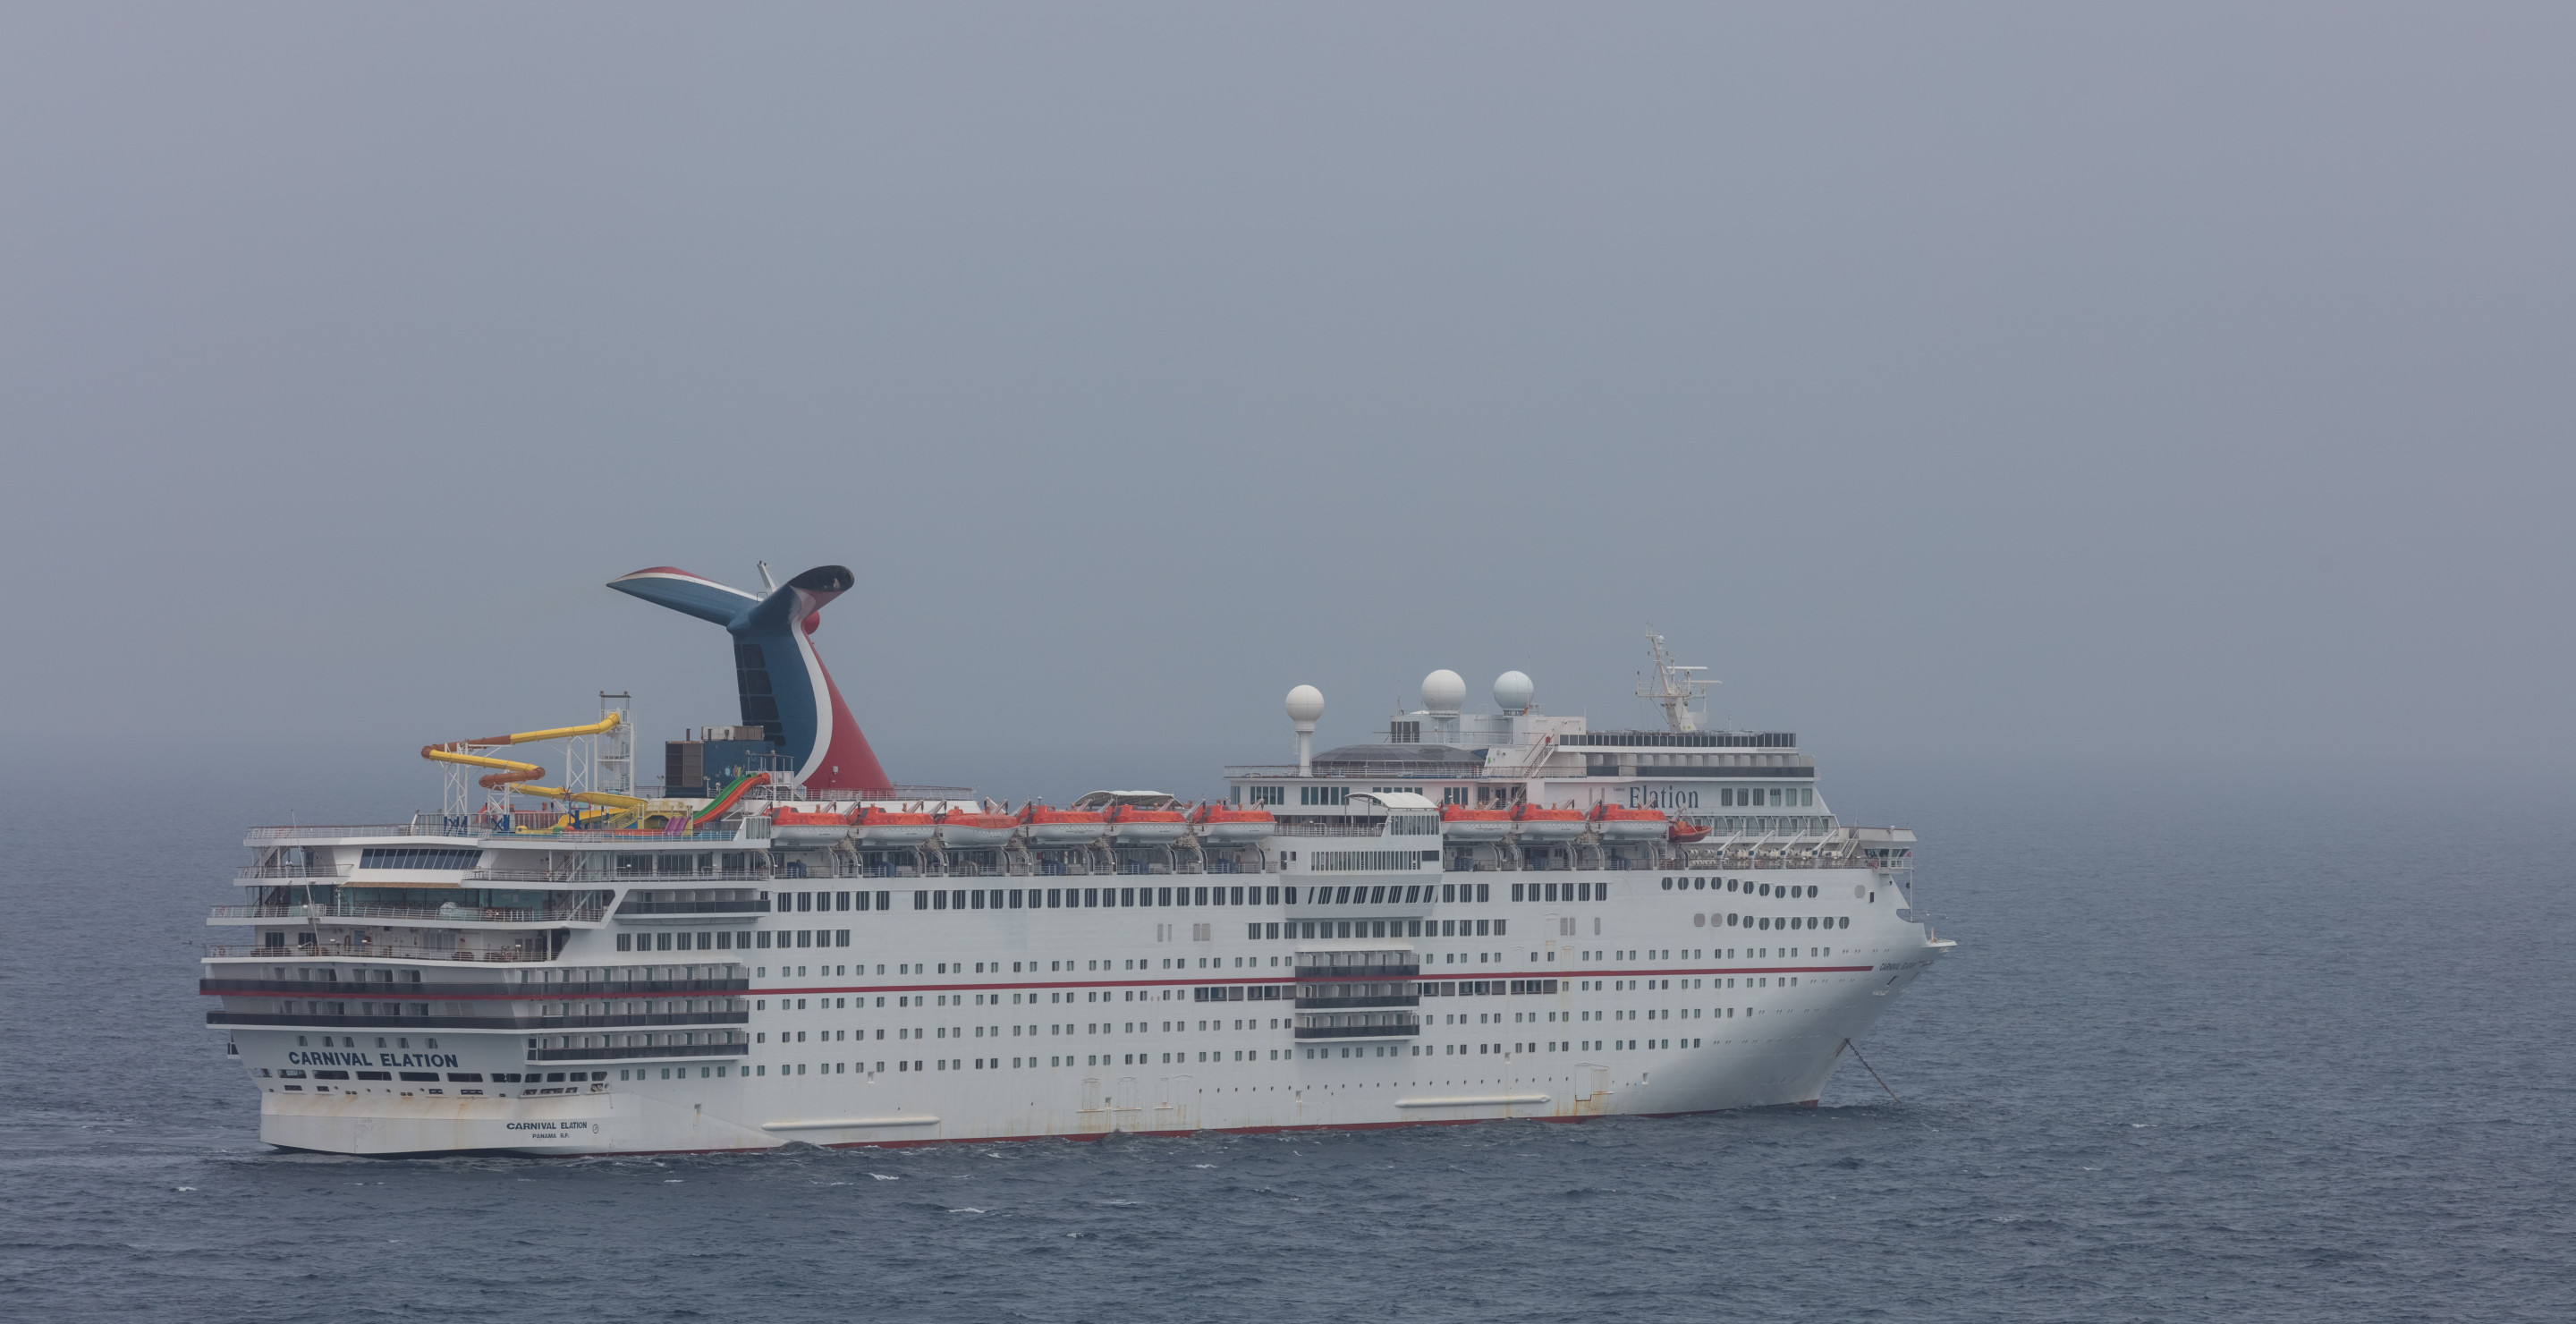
[1438,803,1514,842]
[770,806,855,845]
[1189,803,1277,844]
[1589,803,1670,843]
[1107,803,1190,844]
[851,804,936,846]
[1511,802,1588,841]
[1017,803,1107,846]
[936,806,1017,848]
[1667,819,1712,844]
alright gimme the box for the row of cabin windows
[921,885,1283,910]
[774,890,891,911]
[1663,878,1821,896]
[909,882,1497,909]
[1718,786,1814,807]
[1572,949,1815,962]
[1505,881,1614,902]
[726,912,1504,963]
[744,1054,1306,1074]
[1236,785,1526,808]
[1241,785,1809,810]
[620,929,846,952]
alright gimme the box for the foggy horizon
[4,4,2571,815]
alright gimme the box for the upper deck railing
[741,784,976,802]
[205,940,552,963]
[1223,764,1564,780]
[246,823,429,841]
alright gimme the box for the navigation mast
[1636,630,1715,732]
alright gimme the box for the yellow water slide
[511,785,645,811]
[504,784,645,829]
[420,712,625,793]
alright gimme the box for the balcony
[207,1010,750,1032]
[1292,949,1418,981]
[208,903,606,925]
[201,972,749,997]
[1293,993,1419,1010]
[614,898,769,915]
[1292,963,1419,980]
[1292,1021,1421,1040]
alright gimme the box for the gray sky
[3,4,2569,810]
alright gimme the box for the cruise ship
[205,563,1947,1156]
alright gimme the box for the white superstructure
[205,590,1947,1157]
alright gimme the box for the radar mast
[1637,630,1715,732]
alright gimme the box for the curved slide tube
[420,713,625,792]
[513,785,645,811]
[511,784,645,830]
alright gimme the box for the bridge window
[356,847,480,870]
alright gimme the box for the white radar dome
[1284,684,1326,726]
[1493,670,1534,714]
[1420,669,1467,714]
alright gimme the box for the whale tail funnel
[607,564,893,791]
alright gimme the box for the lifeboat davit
[1667,819,1712,844]
[1189,803,1277,843]
[850,804,936,846]
[1107,803,1190,844]
[770,806,855,845]
[936,807,1016,849]
[1511,803,1588,841]
[1438,804,1514,841]
[1589,803,1671,842]
[1017,803,1107,846]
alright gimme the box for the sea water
[3,763,2569,1322]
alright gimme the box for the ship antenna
[1636,628,1715,732]
[756,561,779,592]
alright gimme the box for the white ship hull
[225,863,1943,1157]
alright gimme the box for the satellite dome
[1420,669,1467,714]
[1493,670,1534,714]
[1284,684,1326,726]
